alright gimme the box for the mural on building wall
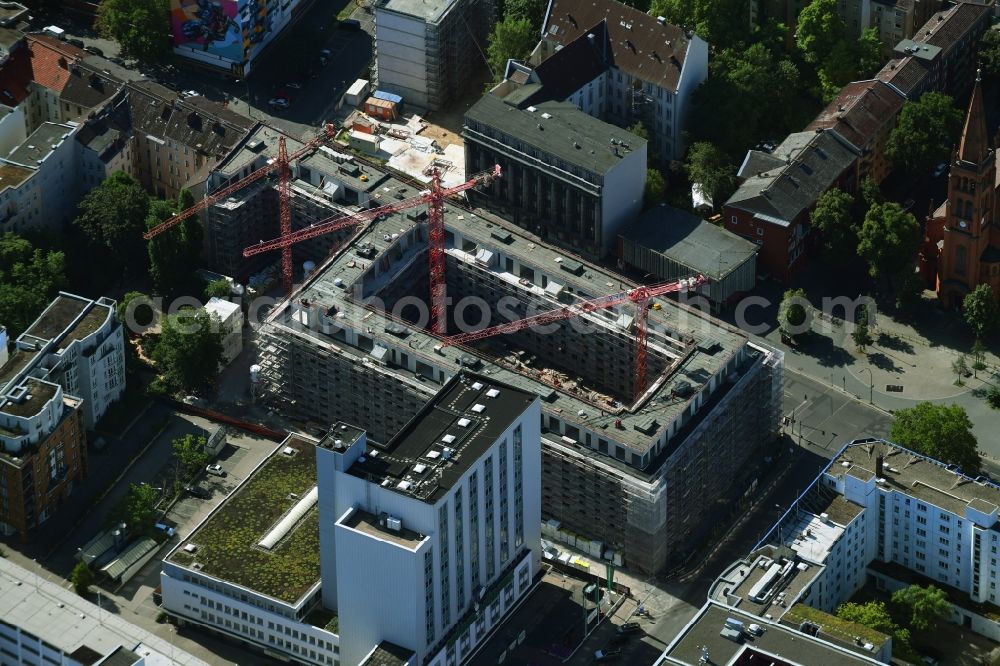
[171,0,274,62]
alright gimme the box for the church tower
[937,71,1000,309]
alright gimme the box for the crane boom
[441,276,706,347]
[241,165,502,257]
[142,123,336,240]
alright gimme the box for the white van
[43,26,66,40]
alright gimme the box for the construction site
[194,126,787,573]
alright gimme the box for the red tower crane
[441,275,708,398]
[143,123,337,293]
[242,165,503,334]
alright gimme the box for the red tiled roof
[25,35,87,94]
[806,80,904,152]
[0,45,31,105]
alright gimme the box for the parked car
[617,622,641,634]
[84,45,103,56]
[185,486,211,499]
[319,48,332,65]
[932,162,948,178]
[268,98,290,109]
[594,648,622,662]
[206,463,226,477]
[154,522,176,537]
[67,38,85,49]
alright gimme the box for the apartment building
[170,0,318,78]
[205,125,379,278]
[253,154,784,573]
[805,80,905,186]
[126,81,256,200]
[725,130,858,280]
[530,0,708,162]
[0,120,80,233]
[374,0,495,111]
[75,95,135,191]
[0,377,85,541]
[0,292,125,430]
[463,93,646,261]
[692,437,1000,663]
[163,372,542,666]
[319,372,542,666]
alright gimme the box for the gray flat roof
[381,0,459,24]
[830,440,1000,520]
[270,191,749,456]
[7,122,71,166]
[622,205,758,279]
[663,602,881,665]
[348,372,536,502]
[341,508,427,550]
[464,95,645,175]
[0,557,208,665]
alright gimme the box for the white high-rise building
[319,371,542,666]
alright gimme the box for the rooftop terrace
[340,508,427,550]
[169,436,322,604]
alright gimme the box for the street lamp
[858,367,873,404]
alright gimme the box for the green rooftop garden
[306,607,339,634]
[784,603,889,648]
[171,442,321,604]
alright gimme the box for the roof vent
[541,112,552,119]
[486,388,500,398]
[471,403,486,413]
[457,418,472,427]
[386,516,402,531]
[442,434,456,444]
[441,447,454,460]
[396,480,412,491]
[413,464,427,474]
[527,106,537,113]
[472,381,484,390]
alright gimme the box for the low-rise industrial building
[464,92,646,261]
[618,204,758,306]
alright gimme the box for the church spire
[958,69,990,165]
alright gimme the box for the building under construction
[250,155,784,573]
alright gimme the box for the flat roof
[829,440,1000,520]
[340,508,427,550]
[0,161,31,188]
[25,294,90,341]
[7,122,71,166]
[168,436,322,604]
[270,178,749,457]
[662,601,881,665]
[464,95,646,175]
[0,556,209,665]
[361,640,415,666]
[348,372,536,503]
[381,0,458,24]
[621,204,758,279]
[0,377,59,418]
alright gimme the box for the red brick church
[921,73,1000,309]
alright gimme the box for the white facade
[375,9,429,109]
[0,293,126,430]
[318,375,542,666]
[0,121,81,233]
[204,297,243,366]
[601,142,647,252]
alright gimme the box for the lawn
[783,603,889,648]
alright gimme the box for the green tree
[151,310,224,393]
[644,168,666,209]
[796,0,846,64]
[116,290,158,332]
[857,26,883,77]
[857,202,921,281]
[650,0,750,46]
[627,121,650,142]
[503,0,547,26]
[979,29,1000,79]
[778,288,809,338]
[891,584,952,632]
[147,189,202,297]
[818,40,861,100]
[952,354,970,386]
[172,434,210,481]
[811,188,855,262]
[886,92,964,178]
[685,142,736,209]
[971,339,988,373]
[486,17,536,81]
[96,0,171,65]
[895,270,923,313]
[836,601,917,660]
[71,561,95,596]
[963,284,999,343]
[852,322,873,352]
[112,483,160,536]
[204,279,232,300]
[74,172,151,279]
[861,176,883,207]
[0,233,66,337]
[890,402,981,473]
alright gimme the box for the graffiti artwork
[170,0,273,62]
